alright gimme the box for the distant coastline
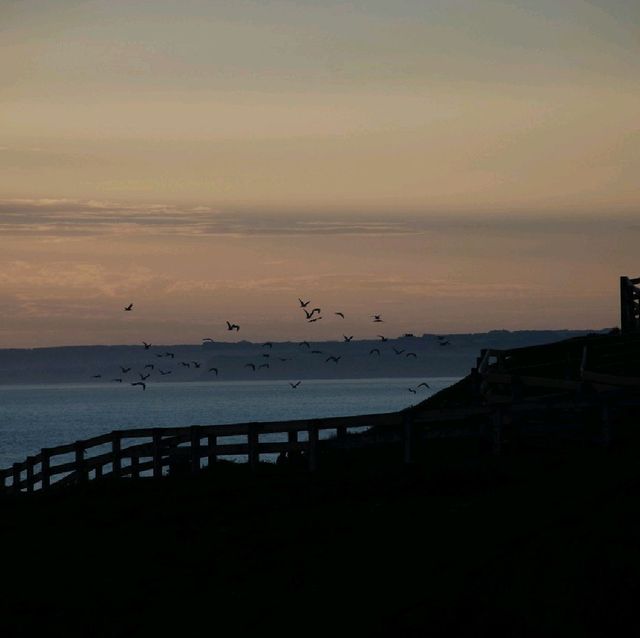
[0,330,605,385]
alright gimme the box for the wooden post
[95,463,103,480]
[131,454,140,479]
[492,408,503,455]
[26,457,34,493]
[41,449,51,490]
[75,442,87,484]
[152,429,163,478]
[403,414,414,464]
[248,424,260,472]
[308,423,319,472]
[336,425,347,440]
[112,433,122,479]
[190,426,201,474]
[207,434,217,468]
[12,463,21,493]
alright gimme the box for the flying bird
[91,374,102,379]
[139,373,150,381]
[131,382,146,391]
[372,315,383,322]
[289,381,301,388]
[180,361,191,368]
[202,338,215,344]
[392,347,405,355]
[408,388,417,394]
[160,370,172,375]
[299,341,310,349]
[369,348,381,356]
[377,335,388,342]
[262,342,273,348]
[326,356,341,363]
[245,363,256,371]
[298,298,310,308]
[343,335,353,342]
[142,341,152,350]
[417,382,430,389]
[258,363,270,369]
[226,321,240,331]
[164,352,175,358]
[439,340,451,346]
[335,312,345,318]
[191,361,201,368]
[124,304,133,311]
[310,307,322,317]
[406,352,417,358]
[308,317,322,323]
[144,364,154,370]
[111,378,123,383]
[311,350,323,354]
[208,367,218,375]
[120,366,131,374]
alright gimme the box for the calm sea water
[0,377,458,468]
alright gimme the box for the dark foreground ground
[1,438,639,638]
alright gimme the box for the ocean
[0,377,458,469]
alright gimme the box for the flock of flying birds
[90,299,453,394]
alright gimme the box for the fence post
[403,414,414,464]
[190,426,201,474]
[75,442,87,484]
[248,424,260,472]
[131,454,140,479]
[207,434,217,468]
[308,423,319,472]
[112,432,122,479]
[41,449,51,490]
[12,463,21,493]
[336,425,347,440]
[152,429,163,478]
[26,457,35,493]
[95,462,103,480]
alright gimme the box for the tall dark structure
[620,276,640,333]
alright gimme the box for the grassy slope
[1,438,639,638]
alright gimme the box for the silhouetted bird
[262,342,273,348]
[378,335,388,342]
[164,352,175,358]
[335,312,345,318]
[144,364,154,370]
[180,362,191,368]
[290,381,301,388]
[226,321,240,331]
[408,388,417,394]
[369,348,381,356]
[124,304,133,311]
[142,341,151,349]
[326,356,341,363]
[131,382,146,391]
[156,353,164,358]
[406,352,417,358]
[343,335,353,342]
[298,299,310,308]
[258,363,269,369]
[191,361,201,368]
[208,367,218,375]
[111,378,123,383]
[393,347,405,355]
[308,317,322,323]
[311,350,323,354]
[120,366,131,373]
[303,308,314,319]
[310,307,321,317]
[417,382,430,389]
[245,363,256,371]
[202,338,215,343]
[439,340,451,346]
[91,374,102,378]
[372,315,383,322]
[299,341,310,349]
[140,373,150,381]
[160,370,172,375]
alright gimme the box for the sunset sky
[1,0,639,346]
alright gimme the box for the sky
[1,0,639,346]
